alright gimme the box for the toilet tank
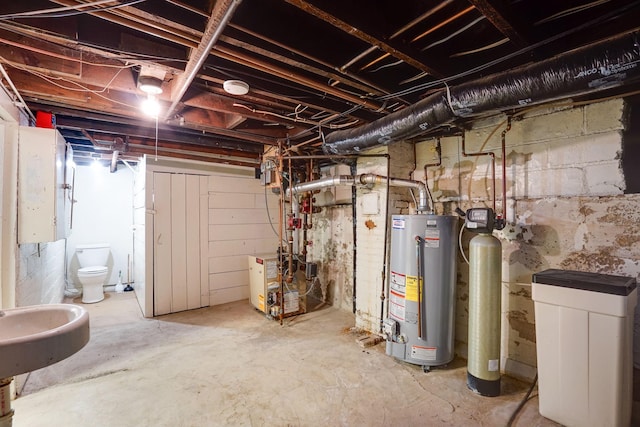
[76,243,110,267]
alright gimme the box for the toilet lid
[78,266,108,275]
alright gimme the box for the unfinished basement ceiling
[0,0,639,166]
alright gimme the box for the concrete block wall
[309,204,354,312]
[354,142,419,332]
[402,98,636,379]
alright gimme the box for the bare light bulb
[141,95,161,118]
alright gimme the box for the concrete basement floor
[11,293,564,426]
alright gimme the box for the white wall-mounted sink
[0,304,90,378]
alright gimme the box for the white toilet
[76,243,110,303]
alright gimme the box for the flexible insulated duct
[285,173,430,212]
[323,31,640,154]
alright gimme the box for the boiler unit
[384,214,458,372]
[247,254,304,318]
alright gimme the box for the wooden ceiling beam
[283,0,445,78]
[53,113,265,155]
[184,90,306,131]
[466,0,528,47]
[212,45,385,111]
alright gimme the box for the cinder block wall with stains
[313,97,640,379]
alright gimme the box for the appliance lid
[532,269,636,296]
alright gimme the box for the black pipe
[350,162,357,314]
[379,155,391,333]
[324,30,640,154]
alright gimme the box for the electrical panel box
[18,126,71,243]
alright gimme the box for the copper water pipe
[284,0,440,77]
[308,158,314,230]
[302,160,313,261]
[227,23,402,102]
[277,142,285,325]
[411,6,476,43]
[220,33,383,97]
[461,132,496,213]
[287,156,295,284]
[359,2,467,72]
[389,0,455,39]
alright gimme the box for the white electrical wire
[282,269,319,297]
[421,16,487,52]
[0,0,147,20]
[459,223,470,265]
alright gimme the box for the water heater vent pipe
[286,173,431,212]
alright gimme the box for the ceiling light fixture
[138,76,163,95]
[223,79,249,96]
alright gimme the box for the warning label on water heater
[423,229,440,248]
[411,345,437,361]
[389,289,405,321]
[405,276,421,302]
[389,270,406,321]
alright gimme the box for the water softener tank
[467,232,502,396]
[384,214,458,371]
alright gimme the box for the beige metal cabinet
[18,126,70,243]
[248,254,305,316]
[248,254,279,313]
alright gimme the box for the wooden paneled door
[152,172,209,316]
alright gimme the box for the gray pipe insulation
[286,173,430,212]
[323,30,640,155]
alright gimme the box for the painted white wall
[132,157,149,315]
[66,163,134,290]
[1,123,19,308]
[138,158,278,316]
[0,87,21,309]
[207,166,279,306]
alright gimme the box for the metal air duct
[323,31,640,155]
[285,173,431,212]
